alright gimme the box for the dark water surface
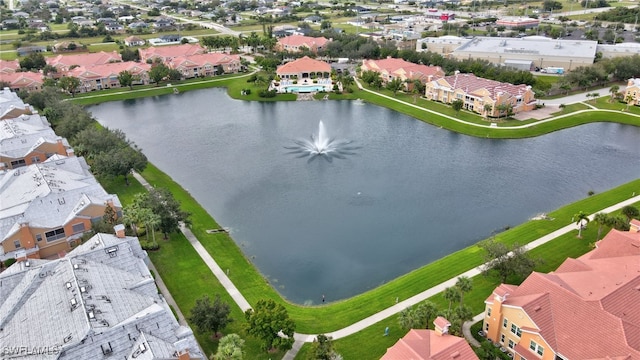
[89,88,640,304]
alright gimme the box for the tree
[189,295,233,337]
[443,286,460,315]
[593,212,610,241]
[58,76,81,97]
[455,276,472,309]
[149,63,169,86]
[483,103,493,119]
[245,299,295,351]
[574,211,590,238]
[386,78,404,95]
[621,205,639,223]
[215,334,245,360]
[451,99,464,116]
[118,70,135,89]
[625,92,635,110]
[398,301,437,330]
[480,239,541,283]
[92,145,147,185]
[73,127,127,157]
[450,304,473,336]
[19,52,46,70]
[120,47,140,62]
[309,334,341,360]
[609,84,619,102]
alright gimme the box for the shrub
[247,74,257,83]
[242,88,251,95]
[293,80,298,84]
[258,89,277,98]
[140,240,160,251]
[4,258,17,268]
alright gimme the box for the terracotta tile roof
[440,73,530,101]
[363,58,443,82]
[0,60,20,74]
[381,329,478,360]
[0,71,44,88]
[169,53,240,68]
[490,229,640,359]
[138,44,205,61]
[277,35,329,49]
[66,61,151,79]
[276,56,331,74]
[46,51,122,69]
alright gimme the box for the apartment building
[361,57,444,91]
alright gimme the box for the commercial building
[0,228,204,359]
[416,35,468,55]
[597,42,640,59]
[447,36,598,70]
[495,17,539,29]
[482,225,640,359]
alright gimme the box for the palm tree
[625,92,635,110]
[574,211,590,238]
[609,85,619,103]
[483,103,493,119]
[593,212,610,241]
[590,92,599,104]
[451,305,473,336]
[455,276,473,309]
[621,205,639,223]
[443,286,460,315]
[415,301,437,329]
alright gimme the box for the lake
[89,88,640,304]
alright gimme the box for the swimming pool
[282,85,327,93]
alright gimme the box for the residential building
[0,229,204,359]
[0,155,122,261]
[624,78,640,106]
[275,35,331,53]
[448,36,598,70]
[139,44,206,63]
[0,59,20,73]
[124,35,146,47]
[168,53,242,78]
[0,71,44,92]
[381,317,478,359]
[66,61,151,92]
[482,227,640,360]
[361,57,444,91]
[47,51,123,72]
[16,45,46,57]
[424,72,536,117]
[0,113,73,170]
[0,87,35,119]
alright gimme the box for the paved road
[543,85,626,105]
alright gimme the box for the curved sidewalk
[136,170,639,359]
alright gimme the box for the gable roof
[276,56,331,74]
[169,53,241,69]
[138,44,205,61]
[0,114,69,159]
[0,59,20,73]
[277,35,330,48]
[381,329,478,360]
[487,229,640,359]
[0,71,44,89]
[437,73,530,101]
[66,61,151,79]
[363,58,443,81]
[47,51,123,69]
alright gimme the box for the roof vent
[24,261,30,267]
[73,263,79,270]
[88,310,95,320]
[450,351,460,358]
[533,305,541,312]
[66,282,72,289]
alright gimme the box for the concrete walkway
[135,169,639,359]
[463,313,486,347]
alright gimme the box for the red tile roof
[46,51,122,69]
[276,56,331,75]
[169,53,240,69]
[381,329,478,360]
[66,61,151,79]
[277,35,329,49]
[488,229,640,359]
[138,44,205,62]
[0,71,44,89]
[440,73,530,101]
[362,58,443,82]
[0,60,20,74]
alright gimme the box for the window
[71,223,85,234]
[10,159,26,168]
[529,341,544,356]
[508,340,514,349]
[486,308,492,317]
[31,156,41,163]
[45,228,65,242]
[500,334,505,343]
[503,319,508,328]
[36,234,42,242]
[510,324,521,337]
[485,323,489,331]
[14,240,21,249]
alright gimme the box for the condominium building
[0,228,204,359]
[482,226,640,359]
[624,78,640,106]
[361,57,444,91]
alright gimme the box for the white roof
[0,156,121,242]
[0,88,32,117]
[0,233,203,359]
[455,36,598,59]
[0,116,69,158]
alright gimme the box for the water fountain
[285,121,359,161]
